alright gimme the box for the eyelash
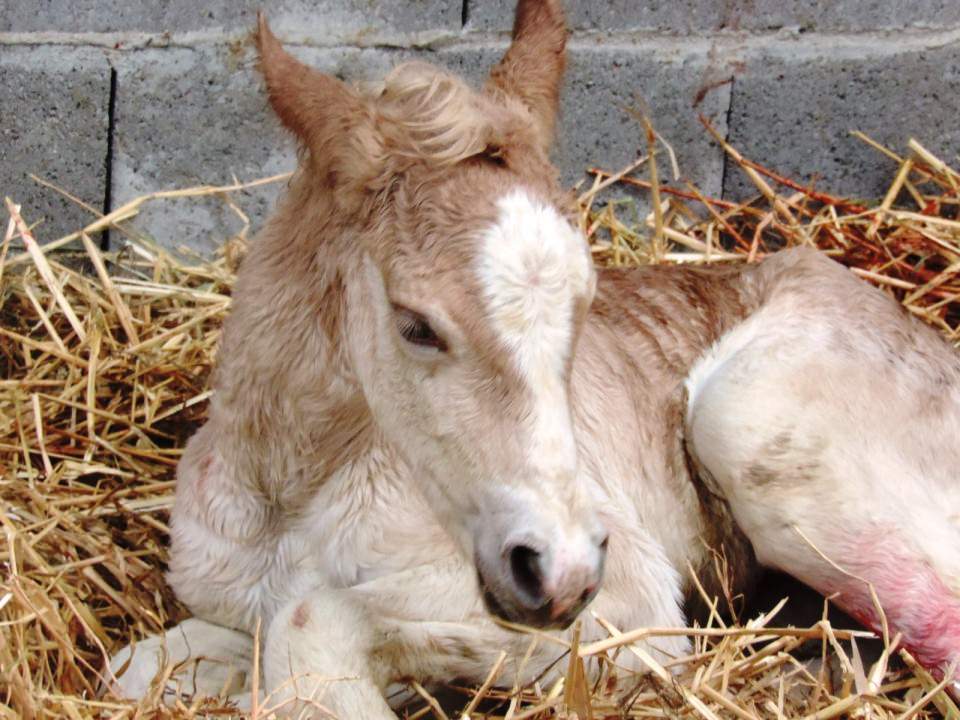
[395,307,448,353]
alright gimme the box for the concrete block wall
[2,1,959,252]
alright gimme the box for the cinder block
[722,1,960,33]
[111,43,421,254]
[1,1,461,44]
[442,41,730,198]
[0,46,110,242]
[466,0,722,34]
[558,44,729,198]
[112,45,290,256]
[724,42,960,201]
[467,0,960,34]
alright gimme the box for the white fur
[684,310,765,430]
[112,229,960,719]
[479,193,590,463]
[477,188,599,582]
[478,189,592,384]
[114,242,960,716]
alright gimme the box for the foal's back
[578,245,960,639]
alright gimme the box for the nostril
[599,534,610,552]
[509,544,545,605]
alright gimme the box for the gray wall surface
[2,1,959,254]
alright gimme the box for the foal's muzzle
[477,531,608,629]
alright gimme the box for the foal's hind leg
[685,249,960,676]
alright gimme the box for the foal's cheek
[412,373,459,441]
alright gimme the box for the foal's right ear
[255,14,365,158]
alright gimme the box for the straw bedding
[2,129,959,719]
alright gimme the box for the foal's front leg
[265,539,693,718]
[263,558,554,719]
[264,588,395,719]
[108,618,255,706]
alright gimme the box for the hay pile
[2,130,959,719]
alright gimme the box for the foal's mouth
[477,571,595,631]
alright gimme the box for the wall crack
[101,65,117,251]
[719,75,735,203]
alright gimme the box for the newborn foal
[111,0,960,716]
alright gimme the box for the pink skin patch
[196,454,213,491]
[809,528,960,675]
[291,602,310,629]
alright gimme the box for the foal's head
[257,0,606,628]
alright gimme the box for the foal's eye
[394,307,448,353]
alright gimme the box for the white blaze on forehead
[478,188,593,467]
[479,189,592,376]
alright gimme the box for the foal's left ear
[487,0,567,151]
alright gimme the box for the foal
[111,0,960,716]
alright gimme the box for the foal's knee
[268,591,378,675]
[264,591,397,718]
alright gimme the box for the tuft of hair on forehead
[368,62,511,167]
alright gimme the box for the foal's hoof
[106,618,253,704]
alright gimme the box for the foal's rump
[684,246,960,674]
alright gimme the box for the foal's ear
[487,0,567,150]
[255,14,365,159]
